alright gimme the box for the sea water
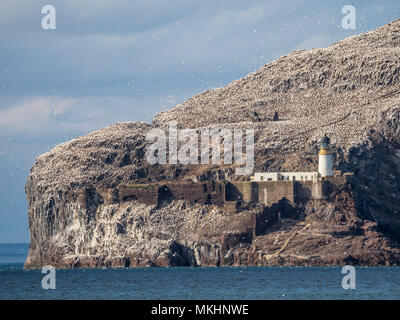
[0,243,399,300]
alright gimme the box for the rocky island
[25,20,400,268]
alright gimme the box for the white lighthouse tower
[318,134,333,177]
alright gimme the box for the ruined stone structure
[228,135,349,209]
[103,135,346,214]
[60,135,352,256]
[226,176,350,206]
[102,181,226,208]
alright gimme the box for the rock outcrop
[25,20,400,268]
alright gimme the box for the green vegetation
[124,184,156,189]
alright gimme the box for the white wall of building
[251,172,318,182]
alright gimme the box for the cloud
[0,97,74,136]
[0,90,196,139]
[0,0,313,100]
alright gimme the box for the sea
[0,243,399,300]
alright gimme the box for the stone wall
[295,181,314,202]
[224,201,239,214]
[168,181,225,207]
[251,203,279,236]
[118,184,159,205]
[73,178,344,214]
[96,181,227,208]
[256,181,295,205]
[228,179,341,207]
[228,181,295,205]
[226,181,258,202]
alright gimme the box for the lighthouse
[318,134,333,177]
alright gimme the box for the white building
[251,135,333,182]
[251,171,318,182]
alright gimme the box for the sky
[0,0,399,243]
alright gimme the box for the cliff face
[25,21,400,268]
